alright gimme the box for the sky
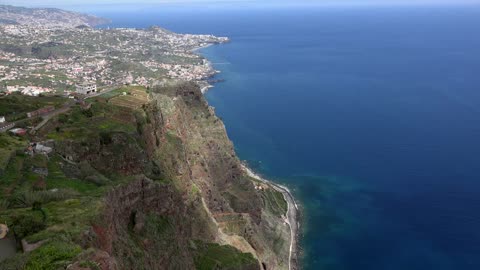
[2,0,480,7]
[1,0,480,14]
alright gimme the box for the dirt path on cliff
[199,197,261,265]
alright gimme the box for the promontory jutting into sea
[1,1,480,270]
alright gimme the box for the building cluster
[160,61,217,81]
[0,6,107,29]
[0,23,229,95]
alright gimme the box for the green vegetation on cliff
[192,241,258,270]
[0,83,290,270]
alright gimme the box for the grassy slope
[0,95,133,269]
[0,134,27,174]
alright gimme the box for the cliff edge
[0,83,294,270]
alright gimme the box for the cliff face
[0,83,290,270]
[79,82,291,269]
[55,132,148,178]
[139,82,291,269]
[92,177,218,270]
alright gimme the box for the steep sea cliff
[0,82,295,270]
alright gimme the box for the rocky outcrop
[55,132,148,178]
[89,177,217,270]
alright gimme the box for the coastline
[192,43,219,94]
[242,164,300,270]
[200,85,213,94]
[195,41,301,270]
[190,43,214,52]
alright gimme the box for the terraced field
[108,86,149,110]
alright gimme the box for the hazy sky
[2,0,480,7]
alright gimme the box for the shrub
[25,241,82,269]
[11,211,46,238]
[81,109,93,118]
[0,253,28,270]
[10,189,79,208]
[58,114,68,124]
[99,132,112,145]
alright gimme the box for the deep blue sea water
[85,4,480,269]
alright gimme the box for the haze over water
[89,4,480,269]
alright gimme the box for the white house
[35,144,53,155]
[75,82,97,95]
[0,116,5,123]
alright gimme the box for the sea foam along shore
[200,84,214,94]
[242,164,300,270]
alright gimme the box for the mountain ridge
[0,4,110,27]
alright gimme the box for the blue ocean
[84,3,480,269]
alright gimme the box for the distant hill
[0,5,110,27]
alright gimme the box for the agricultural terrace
[0,134,27,175]
[41,103,138,141]
[98,86,149,110]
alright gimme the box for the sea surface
[86,4,480,269]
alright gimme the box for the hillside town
[0,22,228,97]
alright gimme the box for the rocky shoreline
[242,164,300,270]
